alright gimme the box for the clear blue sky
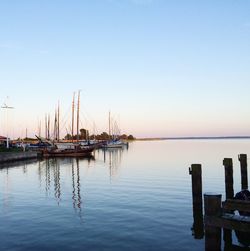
[0,0,250,138]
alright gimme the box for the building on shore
[0,136,8,146]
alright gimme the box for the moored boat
[42,144,95,157]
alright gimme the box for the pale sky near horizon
[0,0,250,138]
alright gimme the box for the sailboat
[103,111,127,149]
[42,91,96,157]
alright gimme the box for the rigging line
[56,105,72,138]
[79,110,101,134]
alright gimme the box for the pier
[189,154,250,250]
[0,151,39,164]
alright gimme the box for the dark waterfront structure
[190,154,250,251]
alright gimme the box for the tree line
[64,128,135,140]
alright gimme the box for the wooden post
[189,164,204,239]
[223,229,232,251]
[238,154,248,190]
[223,158,234,200]
[204,193,222,251]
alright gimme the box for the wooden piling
[204,193,222,251]
[238,154,248,190]
[189,164,204,239]
[204,193,222,217]
[223,158,234,200]
[189,164,202,212]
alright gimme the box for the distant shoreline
[136,136,250,141]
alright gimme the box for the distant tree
[64,134,72,140]
[89,134,95,140]
[119,134,128,140]
[127,135,135,140]
[96,132,109,140]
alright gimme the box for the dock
[189,154,250,251]
[0,151,39,164]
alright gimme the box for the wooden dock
[189,154,250,251]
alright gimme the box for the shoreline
[136,136,250,141]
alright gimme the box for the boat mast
[48,114,50,140]
[54,109,57,141]
[76,90,80,142]
[72,92,75,143]
[38,120,41,138]
[109,111,111,140]
[45,114,47,139]
[57,101,60,142]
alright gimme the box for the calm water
[0,140,250,251]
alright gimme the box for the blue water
[0,140,250,251]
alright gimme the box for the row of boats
[36,137,129,158]
[34,91,129,158]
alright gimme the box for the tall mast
[76,90,81,142]
[109,111,111,140]
[54,109,57,141]
[72,92,75,143]
[38,120,41,138]
[45,114,47,139]
[57,101,60,142]
[48,114,50,140]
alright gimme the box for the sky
[0,0,250,138]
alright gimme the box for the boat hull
[42,146,95,157]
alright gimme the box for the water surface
[0,140,250,251]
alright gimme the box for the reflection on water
[19,149,125,215]
[104,148,124,180]
[38,157,95,214]
[1,140,250,251]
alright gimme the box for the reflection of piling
[189,164,204,239]
[223,158,234,200]
[238,154,248,190]
[204,193,222,251]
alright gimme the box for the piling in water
[223,158,234,200]
[189,164,204,239]
[238,154,248,190]
[204,193,222,251]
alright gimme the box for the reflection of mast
[76,159,82,210]
[71,159,83,219]
[107,148,123,180]
[45,159,51,195]
[72,160,77,210]
[3,167,11,211]
[53,159,61,204]
[38,160,42,188]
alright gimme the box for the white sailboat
[104,111,127,149]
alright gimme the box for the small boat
[103,140,125,149]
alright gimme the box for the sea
[0,139,250,251]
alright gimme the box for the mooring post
[204,193,222,251]
[189,164,204,239]
[222,158,234,247]
[223,158,234,200]
[238,154,248,190]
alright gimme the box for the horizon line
[137,136,250,140]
